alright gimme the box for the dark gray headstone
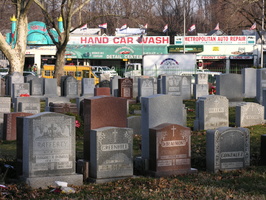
[0,97,11,139]
[30,77,44,96]
[6,72,24,96]
[206,127,250,173]
[216,74,243,102]
[90,126,133,183]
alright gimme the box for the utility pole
[261,0,265,68]
[183,1,186,54]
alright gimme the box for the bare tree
[34,0,91,84]
[0,0,34,73]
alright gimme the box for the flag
[98,23,107,29]
[120,24,127,31]
[214,23,219,30]
[188,24,196,32]
[250,22,256,30]
[80,24,87,30]
[163,24,168,33]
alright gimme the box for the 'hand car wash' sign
[68,36,170,45]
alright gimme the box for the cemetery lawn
[1,99,266,199]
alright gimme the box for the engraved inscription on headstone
[236,102,265,127]
[90,127,133,182]
[206,127,250,173]
[149,123,194,176]
[194,95,229,131]
[22,113,76,177]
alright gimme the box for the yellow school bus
[41,65,99,85]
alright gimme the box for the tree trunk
[54,47,66,85]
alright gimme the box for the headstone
[89,127,133,183]
[206,127,250,173]
[161,75,182,96]
[1,78,5,96]
[43,78,58,97]
[81,78,95,97]
[260,134,266,165]
[24,75,36,83]
[257,69,266,104]
[196,73,208,85]
[141,94,186,159]
[94,87,111,96]
[193,84,209,99]
[3,112,33,140]
[6,72,24,96]
[242,68,256,98]
[110,76,121,97]
[14,97,40,113]
[194,95,229,131]
[131,76,140,98]
[63,76,78,98]
[17,112,83,188]
[18,101,40,114]
[181,76,192,100]
[235,102,265,127]
[83,96,127,160]
[0,97,11,139]
[12,83,30,100]
[137,77,154,102]
[148,123,196,177]
[30,77,44,96]
[118,78,133,99]
[216,74,243,102]
[99,80,111,88]
[127,116,141,135]
[45,97,70,111]
[49,103,78,115]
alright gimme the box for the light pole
[261,0,265,68]
[183,1,186,54]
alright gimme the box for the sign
[175,36,256,45]
[229,55,253,59]
[68,36,170,45]
[168,45,203,53]
[66,45,168,59]
[197,55,228,59]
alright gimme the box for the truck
[124,54,198,78]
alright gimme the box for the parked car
[92,66,118,78]
[23,71,37,76]
[0,68,9,77]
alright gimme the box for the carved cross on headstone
[171,126,176,137]
[112,129,118,142]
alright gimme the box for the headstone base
[21,174,83,189]
[146,168,198,177]
[88,176,134,184]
